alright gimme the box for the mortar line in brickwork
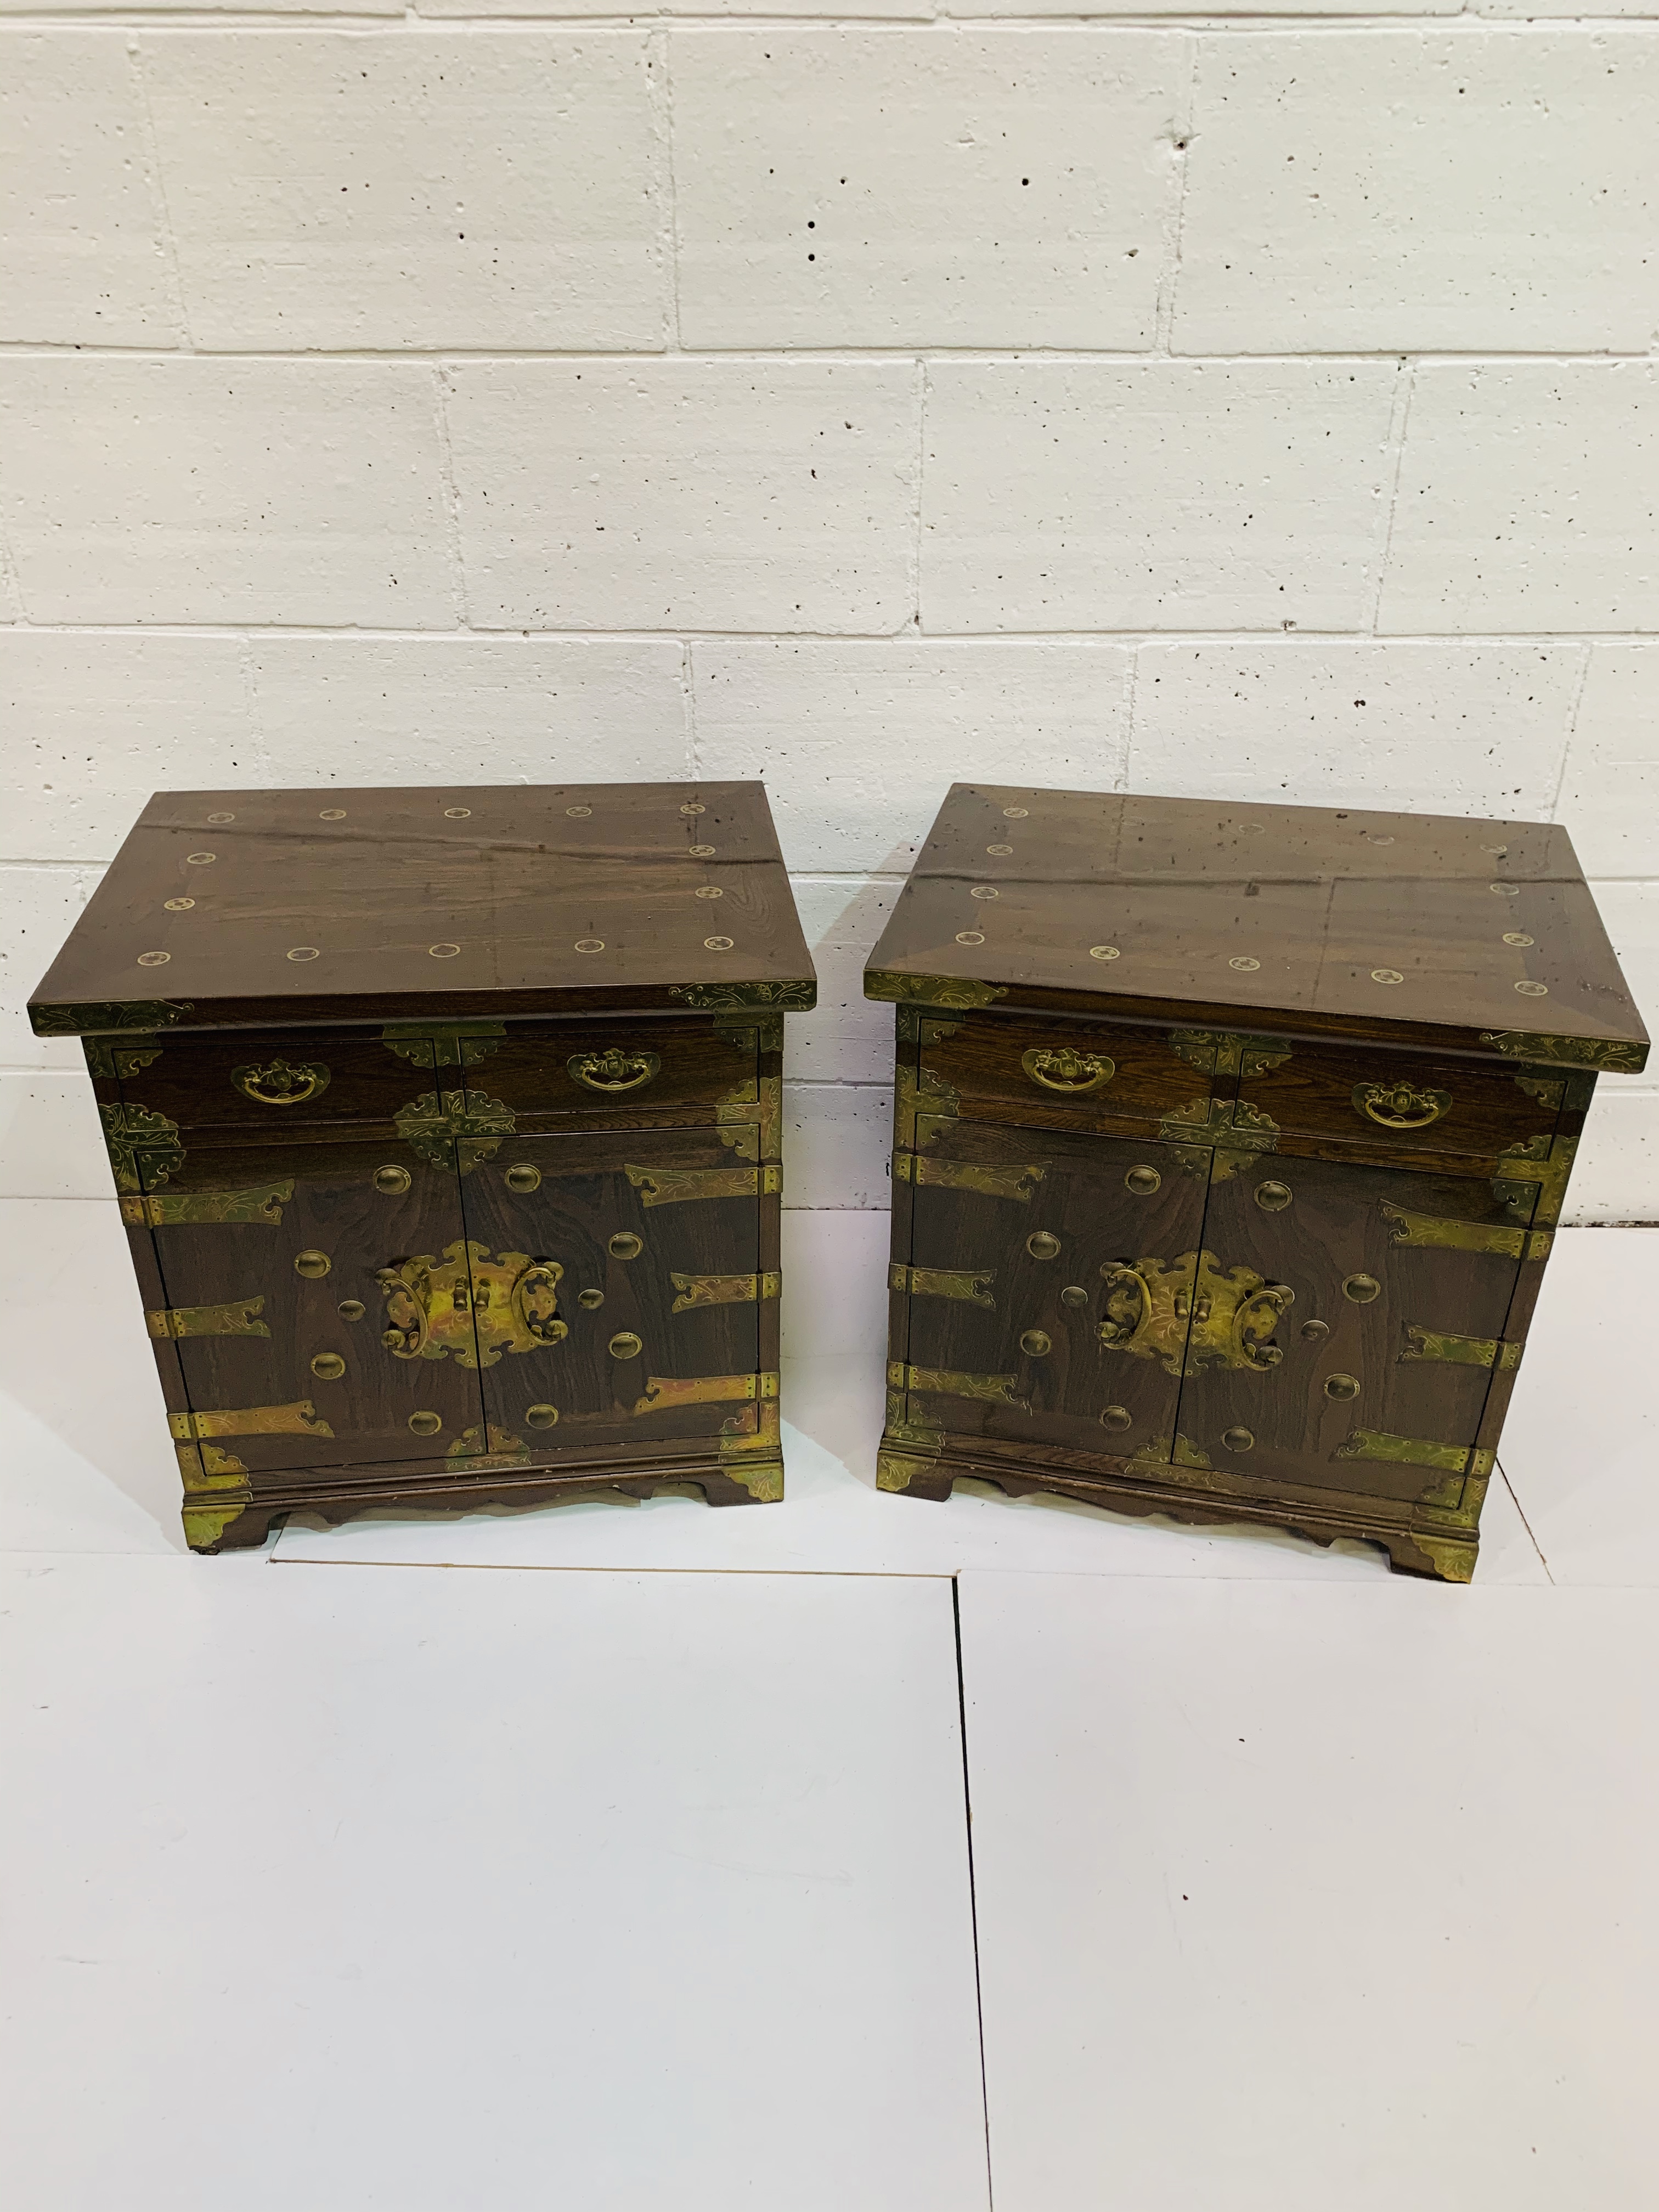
[1150,30,1198,358]
[1363,356,1414,635]
[652,21,683,353]
[1550,642,1596,824]
[431,365,472,629]
[5,343,1658,364]
[11,12,1659,27]
[7,622,1659,647]
[124,33,193,351]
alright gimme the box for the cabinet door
[132,1136,484,1477]
[897,1116,1211,1462]
[454,1127,765,1455]
[1171,1148,1532,1503]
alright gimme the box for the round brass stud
[443,807,471,820]
[1026,1231,1061,1260]
[310,1352,346,1381]
[1061,1285,1089,1308]
[1088,945,1120,961]
[504,1164,541,1194]
[1367,833,1395,847]
[1515,980,1549,997]
[956,930,986,946]
[609,1232,643,1260]
[163,898,195,912]
[1019,1329,1052,1357]
[319,808,347,821]
[206,811,235,825]
[987,843,1013,856]
[526,1404,560,1429]
[287,947,319,962]
[337,1299,365,1321]
[704,936,734,952]
[608,1331,643,1359]
[689,844,716,859]
[428,944,461,959]
[1491,882,1521,897]
[408,1410,443,1437]
[1324,1373,1361,1401]
[374,1165,411,1195]
[1101,1404,1132,1432]
[1371,969,1403,985]
[1125,1165,1161,1196]
[566,805,592,818]
[1222,1426,1255,1453]
[1503,932,1534,947]
[137,951,170,967]
[186,851,216,865]
[694,884,723,900]
[578,1288,605,1310]
[1229,956,1261,973]
[1255,1180,1293,1212]
[1300,1318,1330,1342]
[969,885,998,900]
[574,939,604,953]
[294,1249,331,1279]
[1003,805,1029,819]
[1343,1273,1381,1304]
[680,802,706,816]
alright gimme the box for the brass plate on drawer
[122,1180,294,1227]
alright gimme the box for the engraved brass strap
[634,1371,780,1415]
[174,1439,250,1492]
[625,1163,779,1206]
[381,1020,504,1071]
[1380,1203,1552,1262]
[147,1297,269,1340]
[397,1090,516,1175]
[1022,1046,1114,1094]
[670,1270,780,1313]
[1489,1135,1578,1229]
[893,1153,1045,1202]
[1334,1428,1470,1475]
[183,1503,253,1550]
[889,1263,995,1307]
[1168,1030,1292,1079]
[888,1361,1028,1410]
[669,981,814,1013]
[231,1058,330,1107]
[864,972,1008,1011]
[101,1103,184,1195]
[894,1063,960,1149]
[35,999,193,1036]
[447,1423,530,1470]
[1352,1079,1451,1131]
[121,1180,294,1227]
[1479,1029,1645,1075]
[378,1242,566,1369]
[717,1074,782,1164]
[568,1047,661,1094]
[1401,1326,1523,1370]
[169,1402,335,1441]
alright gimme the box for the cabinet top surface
[31,782,816,1035]
[865,785,1647,1071]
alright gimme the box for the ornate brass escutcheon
[568,1047,661,1094]
[1352,1078,1451,1131]
[1021,1046,1114,1094]
[377,1241,567,1370]
[1098,1250,1289,1378]
[395,1090,516,1175]
[231,1058,331,1108]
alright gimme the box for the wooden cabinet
[869,785,1647,1582]
[31,782,812,1550]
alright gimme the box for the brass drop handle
[232,1058,330,1107]
[1022,1046,1115,1094]
[1352,1079,1451,1131]
[568,1047,662,1094]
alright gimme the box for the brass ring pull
[1022,1046,1115,1094]
[232,1058,330,1107]
[1098,1265,1151,1350]
[1352,1079,1451,1131]
[568,1048,661,1094]
[511,1261,568,1347]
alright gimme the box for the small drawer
[918,1013,1214,1135]
[114,1028,424,1140]
[1237,1039,1564,1160]
[467,1019,758,1125]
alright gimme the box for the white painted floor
[3,1200,1657,2204]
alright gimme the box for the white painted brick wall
[1,13,1656,1218]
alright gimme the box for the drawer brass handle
[1352,1080,1451,1131]
[569,1048,661,1094]
[1022,1046,1114,1094]
[232,1058,331,1107]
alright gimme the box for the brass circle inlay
[504,1164,541,1194]
[1222,1426,1255,1454]
[337,1299,365,1321]
[526,1404,560,1429]
[206,811,235,825]
[1503,932,1534,947]
[574,938,605,953]
[578,1288,605,1310]
[1371,968,1403,985]
[1491,882,1521,897]
[443,807,471,820]
[137,951,170,967]
[286,947,319,962]
[1100,1404,1132,1433]
[1343,1273,1381,1304]
[185,851,216,865]
[319,808,347,821]
[294,1249,331,1279]
[1324,1373,1361,1401]
[1026,1231,1060,1260]
[1300,1319,1330,1342]
[1019,1329,1052,1358]
[408,1410,443,1437]
[1003,806,1029,819]
[1367,833,1395,847]
[680,802,706,816]
[689,844,716,858]
[428,944,461,959]
[704,936,734,951]
[695,884,724,899]
[608,1331,643,1359]
[1229,956,1261,972]
[987,843,1014,856]
[311,1352,346,1381]
[374,1164,411,1195]
[163,897,195,911]
[1061,1284,1089,1308]
[969,885,998,900]
[1255,1180,1293,1212]
[1088,945,1120,961]
[609,1232,643,1260]
[1125,1165,1161,1196]
[1515,980,1549,997]
[956,930,985,946]
[567,804,592,817]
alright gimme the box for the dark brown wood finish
[870,788,1640,1582]
[41,783,811,1550]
